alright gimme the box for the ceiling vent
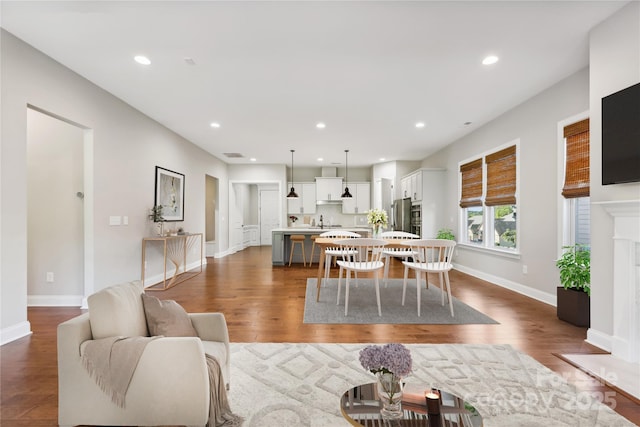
[223,153,244,158]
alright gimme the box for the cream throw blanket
[82,337,242,426]
[81,336,155,408]
[205,354,243,427]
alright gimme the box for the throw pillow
[141,293,198,337]
[87,281,149,339]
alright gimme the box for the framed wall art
[154,166,185,221]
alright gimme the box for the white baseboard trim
[453,263,556,306]
[213,248,234,258]
[28,294,84,307]
[1,321,32,346]
[143,259,208,288]
[586,328,613,352]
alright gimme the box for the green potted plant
[436,228,455,240]
[149,205,165,236]
[555,244,590,327]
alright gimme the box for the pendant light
[341,149,353,198]
[286,149,299,199]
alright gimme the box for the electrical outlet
[46,272,54,282]
[522,265,528,274]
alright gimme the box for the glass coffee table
[340,382,483,427]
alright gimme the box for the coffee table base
[340,383,483,427]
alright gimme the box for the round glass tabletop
[340,382,483,427]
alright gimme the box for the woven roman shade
[562,119,590,198]
[485,145,516,206]
[459,159,483,208]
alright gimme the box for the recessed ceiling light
[379,158,386,162]
[134,55,151,65]
[317,157,324,162]
[210,122,221,128]
[482,55,499,65]
[316,122,326,129]
[249,158,257,162]
[415,122,426,128]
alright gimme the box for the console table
[141,233,203,291]
[340,383,482,427]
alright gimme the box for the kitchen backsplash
[291,204,369,227]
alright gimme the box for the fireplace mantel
[594,199,640,363]
[594,199,640,219]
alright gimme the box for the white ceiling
[0,1,627,167]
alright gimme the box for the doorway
[27,106,92,305]
[259,189,280,245]
[205,175,218,256]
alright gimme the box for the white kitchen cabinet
[411,171,422,202]
[413,169,446,238]
[342,182,371,214]
[401,176,411,199]
[401,170,423,202]
[315,177,343,201]
[287,182,316,214]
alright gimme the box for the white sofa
[57,281,230,427]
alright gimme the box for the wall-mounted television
[601,81,640,185]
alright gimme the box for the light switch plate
[109,216,121,226]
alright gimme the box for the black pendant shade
[287,149,299,199]
[341,149,353,198]
[287,186,299,198]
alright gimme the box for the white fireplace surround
[592,200,640,364]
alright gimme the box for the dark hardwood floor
[1,246,638,426]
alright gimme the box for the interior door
[260,189,280,245]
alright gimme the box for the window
[459,143,518,251]
[561,118,590,247]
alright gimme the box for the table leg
[316,246,325,302]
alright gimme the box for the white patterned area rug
[227,343,634,427]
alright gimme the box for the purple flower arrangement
[359,343,413,377]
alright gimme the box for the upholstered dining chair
[379,230,420,286]
[319,230,361,286]
[400,239,456,317]
[335,238,388,316]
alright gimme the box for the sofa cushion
[141,293,198,337]
[87,281,149,339]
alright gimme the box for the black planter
[557,287,590,327]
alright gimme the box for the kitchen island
[272,227,371,265]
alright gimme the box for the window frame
[458,140,520,255]
[557,112,590,254]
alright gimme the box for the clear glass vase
[376,372,403,419]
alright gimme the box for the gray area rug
[304,278,499,324]
[228,343,634,427]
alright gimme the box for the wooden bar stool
[289,235,306,266]
[308,234,320,267]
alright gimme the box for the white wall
[421,67,590,304]
[1,30,230,343]
[588,1,640,349]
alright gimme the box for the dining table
[313,237,416,302]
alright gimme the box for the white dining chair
[335,238,388,316]
[379,231,420,287]
[400,239,456,317]
[319,230,361,286]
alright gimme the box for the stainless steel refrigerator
[393,198,412,232]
